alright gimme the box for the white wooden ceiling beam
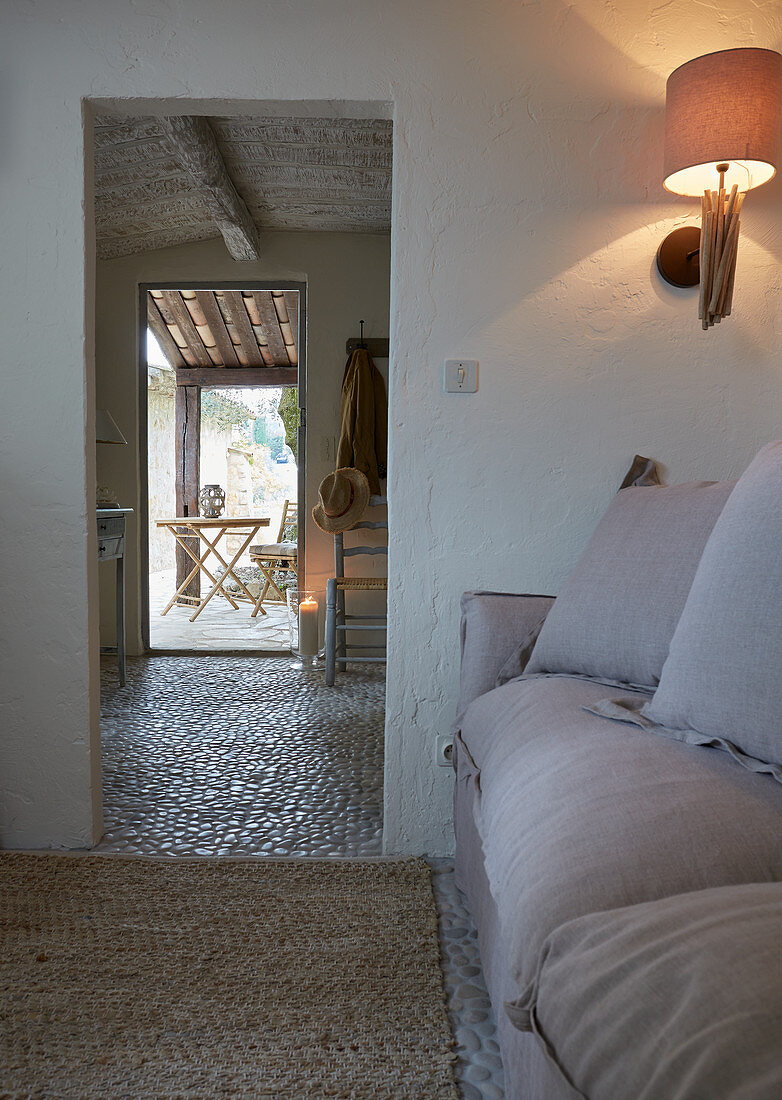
[159,116,260,261]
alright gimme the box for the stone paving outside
[98,655,504,1098]
[149,567,289,651]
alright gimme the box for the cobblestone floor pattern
[98,655,504,1098]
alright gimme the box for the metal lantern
[199,484,226,518]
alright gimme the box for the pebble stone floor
[98,655,504,1099]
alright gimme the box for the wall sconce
[656,48,782,329]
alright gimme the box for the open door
[140,283,305,652]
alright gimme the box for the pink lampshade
[664,48,782,196]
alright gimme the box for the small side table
[155,516,270,621]
[98,508,133,686]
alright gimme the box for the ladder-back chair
[249,500,298,617]
[325,495,387,686]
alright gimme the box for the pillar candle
[298,596,319,656]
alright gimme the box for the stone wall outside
[147,368,292,571]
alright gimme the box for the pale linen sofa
[454,443,782,1100]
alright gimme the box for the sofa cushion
[525,480,734,689]
[463,676,782,993]
[643,442,782,769]
[506,882,782,1100]
[583,695,782,786]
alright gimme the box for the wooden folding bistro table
[156,516,270,621]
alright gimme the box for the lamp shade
[96,408,128,445]
[664,48,782,196]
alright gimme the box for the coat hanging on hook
[336,344,387,495]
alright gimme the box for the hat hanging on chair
[312,467,370,533]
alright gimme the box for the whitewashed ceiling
[93,114,393,260]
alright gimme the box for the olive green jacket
[336,348,388,495]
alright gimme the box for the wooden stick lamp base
[657,174,743,329]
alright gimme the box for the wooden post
[175,384,201,600]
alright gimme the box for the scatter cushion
[249,542,297,557]
[506,882,782,1100]
[643,441,782,767]
[526,480,734,688]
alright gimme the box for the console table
[98,508,133,686]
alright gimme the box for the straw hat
[312,468,370,533]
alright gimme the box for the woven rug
[0,854,458,1098]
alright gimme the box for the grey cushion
[249,542,297,557]
[643,442,782,769]
[461,676,782,992]
[526,481,734,689]
[507,882,782,1100]
[456,592,554,733]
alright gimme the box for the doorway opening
[141,284,305,653]
[92,105,391,866]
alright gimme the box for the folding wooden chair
[325,495,387,686]
[249,500,298,617]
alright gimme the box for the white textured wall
[1,1,781,852]
[95,233,391,652]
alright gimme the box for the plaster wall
[96,233,391,655]
[1,1,781,852]
[200,424,231,497]
[146,388,237,575]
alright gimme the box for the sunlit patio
[149,568,289,651]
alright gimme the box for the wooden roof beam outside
[159,116,261,261]
[283,292,299,356]
[220,291,269,366]
[147,294,188,367]
[157,291,214,367]
[252,292,289,365]
[193,291,239,367]
[272,291,297,366]
[176,367,297,388]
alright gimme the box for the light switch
[444,359,478,393]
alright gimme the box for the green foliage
[277,388,299,461]
[201,390,254,433]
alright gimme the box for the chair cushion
[643,441,782,770]
[249,542,297,557]
[462,676,782,993]
[526,480,734,689]
[507,882,782,1100]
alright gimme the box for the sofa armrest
[456,591,554,731]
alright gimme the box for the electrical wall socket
[435,734,454,767]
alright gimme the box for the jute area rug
[0,854,459,1099]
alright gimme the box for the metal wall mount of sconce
[656,226,701,288]
[659,48,782,329]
